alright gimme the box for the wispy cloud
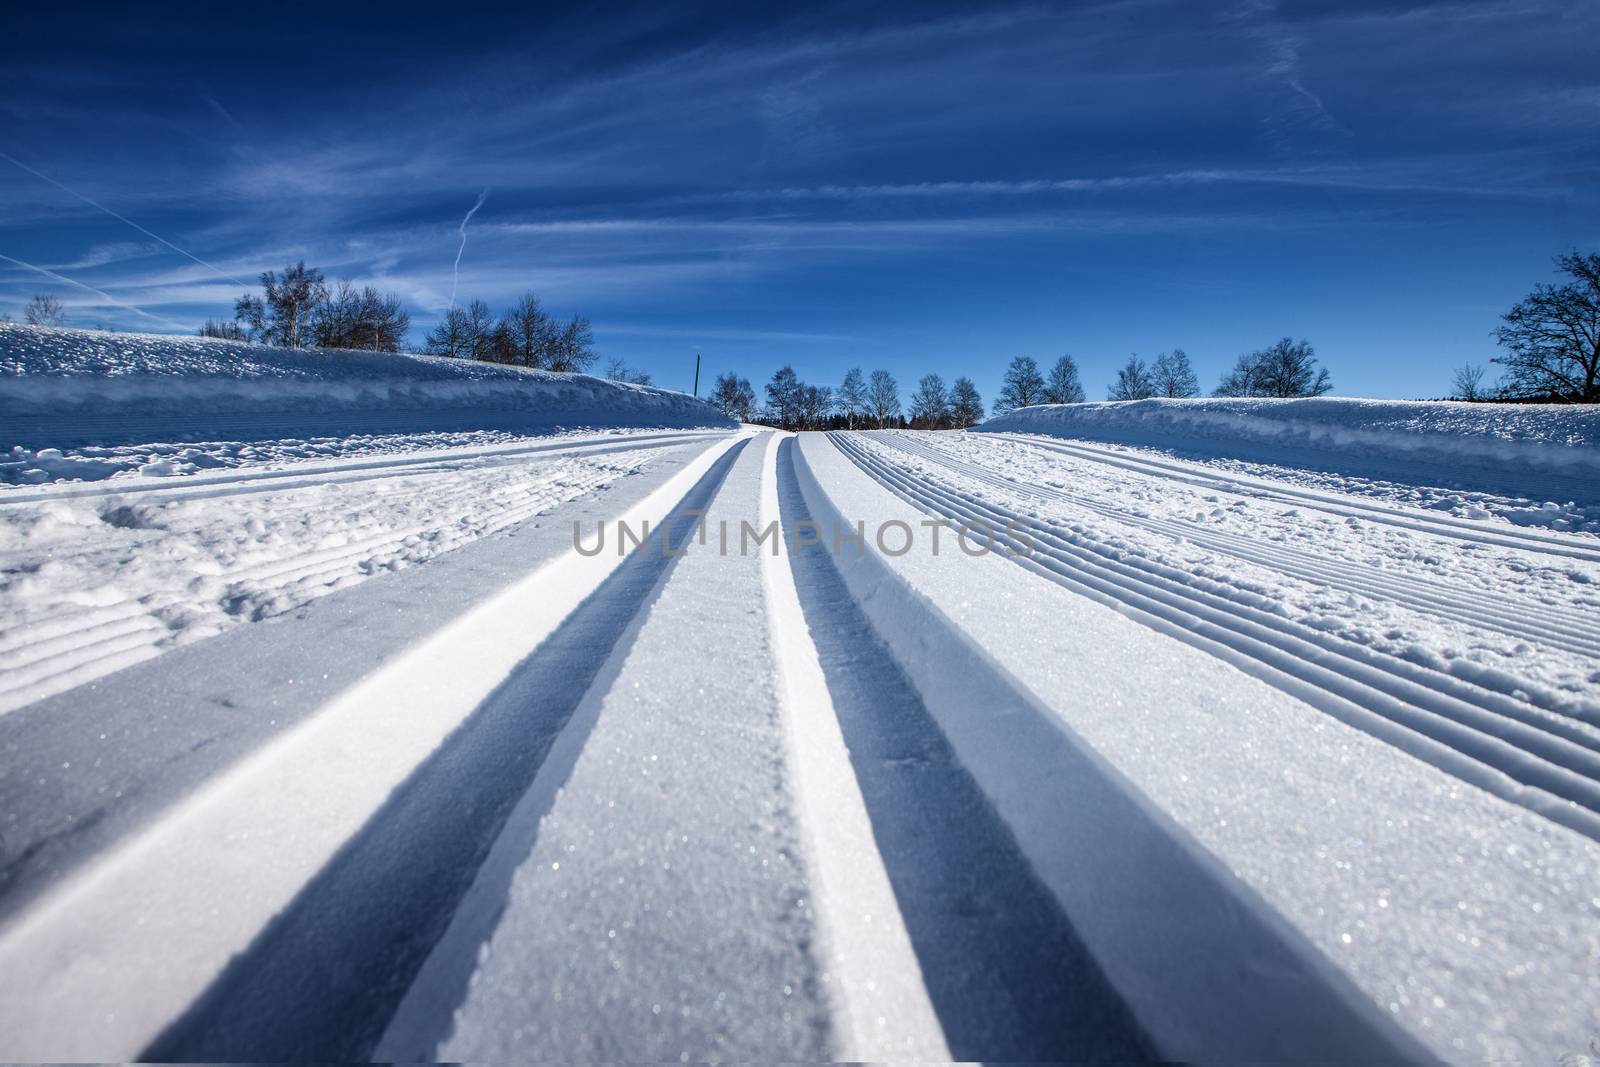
[200,92,245,134]
[0,150,252,287]
[1226,0,1348,148]
[449,188,491,310]
[43,241,159,271]
[0,250,189,329]
[1,0,1593,367]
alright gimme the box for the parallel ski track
[0,438,705,712]
[831,432,1600,842]
[984,431,1600,564]
[883,433,1600,661]
[0,429,729,507]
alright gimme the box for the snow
[2,360,1598,1063]
[0,434,748,1060]
[0,323,733,470]
[980,397,1600,520]
[414,439,829,1061]
[2,426,683,486]
[859,432,1600,738]
[0,431,728,714]
[805,430,1600,1062]
[753,432,950,1061]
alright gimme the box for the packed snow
[2,345,1598,1064]
[981,397,1600,526]
[803,431,1600,1063]
[855,431,1600,729]
[0,323,734,473]
[0,432,727,714]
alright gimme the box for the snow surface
[804,431,1600,1063]
[0,435,750,1059]
[2,369,1599,1062]
[0,432,726,714]
[418,439,830,1060]
[980,397,1600,522]
[0,323,733,465]
[860,432,1600,735]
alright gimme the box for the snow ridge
[0,324,733,455]
[980,397,1600,501]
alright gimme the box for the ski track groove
[0,430,726,507]
[0,433,753,1061]
[887,432,1600,656]
[871,433,1600,738]
[986,431,1600,564]
[830,432,1600,841]
[0,445,676,715]
[4,420,1596,1059]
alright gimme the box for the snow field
[0,389,1597,1062]
[846,432,1600,822]
[802,431,1600,1061]
[0,324,734,454]
[753,432,951,1061]
[0,434,750,1059]
[980,399,1600,537]
[1,426,705,487]
[0,432,727,714]
[419,437,828,1060]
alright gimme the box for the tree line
[10,248,1594,404]
[199,260,600,372]
[709,342,1333,431]
[708,366,986,430]
[715,250,1600,412]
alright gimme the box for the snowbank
[979,397,1600,503]
[0,324,734,454]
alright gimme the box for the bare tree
[460,299,496,361]
[495,292,552,368]
[764,366,803,430]
[1108,355,1156,400]
[1214,338,1330,398]
[425,306,472,358]
[545,315,597,373]
[234,261,327,348]
[24,294,66,327]
[950,376,985,428]
[605,356,652,385]
[711,372,756,421]
[1493,251,1600,402]
[868,369,900,428]
[1256,338,1330,397]
[312,281,411,352]
[1151,349,1200,397]
[199,319,248,340]
[1452,363,1489,401]
[909,373,951,429]
[994,356,1046,413]
[1213,351,1266,397]
[799,384,834,429]
[838,367,866,429]
[1042,354,1085,405]
[361,289,411,352]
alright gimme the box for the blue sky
[1,0,1595,404]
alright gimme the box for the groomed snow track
[837,431,1600,840]
[1,425,1597,1063]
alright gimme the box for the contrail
[448,188,491,311]
[0,250,189,330]
[0,151,251,289]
